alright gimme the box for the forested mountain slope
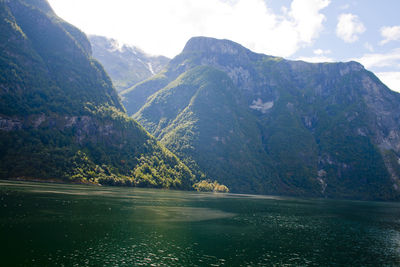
[0,0,195,189]
[126,36,400,200]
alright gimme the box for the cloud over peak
[380,26,400,45]
[356,48,400,69]
[49,0,330,58]
[336,13,366,43]
[288,0,330,44]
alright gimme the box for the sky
[47,0,400,92]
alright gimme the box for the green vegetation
[134,66,276,194]
[193,180,229,193]
[0,0,122,117]
[2,1,399,200]
[121,71,171,115]
[129,36,400,200]
[0,0,198,190]
[0,111,195,189]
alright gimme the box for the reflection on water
[1,180,400,266]
[132,206,235,222]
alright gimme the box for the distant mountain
[124,36,400,200]
[0,0,195,189]
[89,35,169,92]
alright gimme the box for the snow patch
[108,38,124,53]
[249,98,274,113]
[147,63,155,75]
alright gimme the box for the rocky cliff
[126,36,400,200]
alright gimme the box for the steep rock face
[89,35,169,92]
[129,36,400,200]
[0,0,195,189]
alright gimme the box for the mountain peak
[88,35,170,92]
[182,36,251,55]
[89,35,130,53]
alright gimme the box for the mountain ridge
[126,36,400,200]
[89,35,169,92]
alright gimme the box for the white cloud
[376,72,400,92]
[296,55,334,63]
[336,13,366,43]
[354,50,400,92]
[289,0,330,44]
[355,48,400,69]
[298,48,334,62]
[313,49,331,55]
[380,26,400,45]
[48,0,330,58]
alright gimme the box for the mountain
[0,0,196,189]
[125,36,400,200]
[89,35,169,92]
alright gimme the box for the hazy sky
[47,0,400,92]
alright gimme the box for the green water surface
[1,180,400,266]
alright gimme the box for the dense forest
[0,0,231,191]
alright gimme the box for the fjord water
[1,181,400,266]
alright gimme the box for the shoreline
[1,177,99,186]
